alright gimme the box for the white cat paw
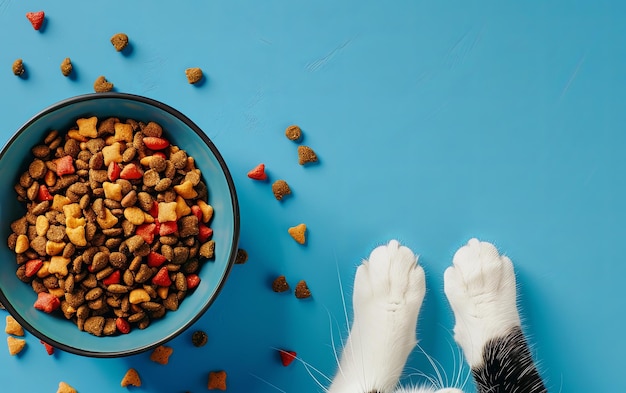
[443,238,521,367]
[330,240,425,393]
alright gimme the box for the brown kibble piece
[288,223,307,245]
[12,59,25,76]
[150,344,173,365]
[235,248,248,264]
[185,67,203,84]
[191,330,208,347]
[207,370,227,391]
[84,316,105,336]
[5,315,24,336]
[295,280,311,299]
[120,368,142,387]
[297,145,318,165]
[94,76,114,93]
[285,125,302,142]
[7,336,26,356]
[60,57,73,77]
[272,180,291,201]
[57,381,77,393]
[272,275,289,293]
[110,33,129,51]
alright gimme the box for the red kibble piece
[186,274,201,290]
[116,317,131,334]
[37,185,53,201]
[55,155,75,176]
[152,266,172,287]
[153,151,167,160]
[108,161,121,181]
[136,223,156,244]
[143,137,170,150]
[198,223,213,243]
[191,205,203,221]
[159,221,177,236]
[119,163,143,180]
[278,350,297,367]
[147,251,167,268]
[149,201,159,217]
[102,270,121,286]
[25,259,43,277]
[26,11,45,30]
[34,291,61,313]
[40,340,55,355]
[247,163,267,181]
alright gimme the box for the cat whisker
[416,343,447,389]
[248,373,287,393]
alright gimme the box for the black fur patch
[472,326,547,393]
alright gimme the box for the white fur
[444,238,521,368]
[328,238,522,393]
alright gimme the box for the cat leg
[328,240,426,393]
[444,238,546,393]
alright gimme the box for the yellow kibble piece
[66,216,86,229]
[129,288,151,304]
[114,122,133,143]
[143,212,154,223]
[48,256,71,277]
[48,287,65,298]
[57,381,77,393]
[288,223,307,245]
[157,202,178,223]
[46,241,66,256]
[197,200,213,223]
[67,130,88,142]
[120,368,142,388]
[175,196,191,218]
[52,194,72,212]
[14,234,29,254]
[7,336,26,356]
[66,226,87,247]
[103,181,123,201]
[36,261,51,278]
[5,315,24,336]
[173,180,198,199]
[76,116,98,138]
[36,215,50,237]
[157,286,169,300]
[102,142,123,166]
[139,156,153,167]
[96,208,119,229]
[63,203,82,219]
[124,206,145,225]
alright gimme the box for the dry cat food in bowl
[0,93,240,357]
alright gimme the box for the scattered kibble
[235,248,248,264]
[12,59,25,76]
[295,280,311,299]
[150,344,173,365]
[7,336,26,356]
[297,145,318,165]
[93,75,114,92]
[110,33,129,51]
[185,67,204,84]
[278,349,297,366]
[40,340,55,355]
[207,370,227,391]
[26,11,45,30]
[247,163,267,181]
[272,180,291,201]
[191,330,208,347]
[60,57,73,77]
[285,125,302,142]
[272,276,289,293]
[56,381,77,393]
[120,368,142,387]
[288,223,307,245]
[5,315,24,336]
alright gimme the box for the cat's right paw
[443,238,521,367]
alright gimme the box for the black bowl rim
[0,92,240,358]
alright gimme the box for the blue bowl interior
[0,93,239,357]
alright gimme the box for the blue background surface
[1,1,624,392]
